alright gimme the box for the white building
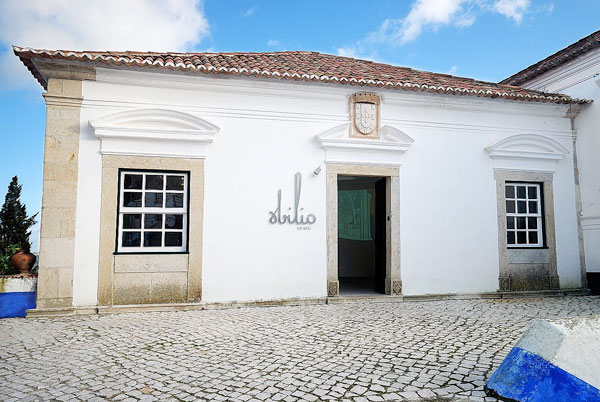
[502,30,600,294]
[14,45,591,314]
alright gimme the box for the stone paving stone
[1,296,599,401]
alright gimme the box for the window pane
[123,214,141,229]
[124,174,142,189]
[144,214,163,229]
[507,231,515,245]
[528,217,537,230]
[145,192,163,207]
[166,175,185,191]
[528,231,539,245]
[165,214,183,229]
[528,186,537,199]
[505,185,515,199]
[517,231,527,244]
[166,193,184,208]
[528,201,538,214]
[122,232,141,247]
[517,217,526,229]
[517,201,527,214]
[144,232,162,247]
[123,192,142,207]
[506,200,515,213]
[145,175,164,190]
[507,217,515,229]
[517,186,526,199]
[165,232,183,247]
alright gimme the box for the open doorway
[337,175,387,295]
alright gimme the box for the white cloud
[493,0,530,23]
[243,5,258,17]
[336,0,532,60]
[267,39,280,47]
[396,0,474,44]
[336,46,359,58]
[0,0,210,89]
[446,65,458,75]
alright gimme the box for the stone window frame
[116,169,190,254]
[495,170,559,291]
[98,155,205,306]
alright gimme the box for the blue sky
[0,0,598,248]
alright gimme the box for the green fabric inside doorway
[338,189,372,241]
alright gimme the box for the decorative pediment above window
[485,134,569,172]
[315,123,414,165]
[89,109,219,159]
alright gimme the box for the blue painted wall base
[486,347,600,402]
[0,292,36,318]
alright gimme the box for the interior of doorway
[338,175,387,296]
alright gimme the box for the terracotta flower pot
[10,251,36,275]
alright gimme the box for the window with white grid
[505,182,544,247]
[117,170,188,253]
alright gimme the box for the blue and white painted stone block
[0,275,37,319]
[486,315,600,401]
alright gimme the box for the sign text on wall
[269,172,316,226]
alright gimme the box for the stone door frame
[326,163,402,297]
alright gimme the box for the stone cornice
[43,93,84,108]
[26,58,96,89]
[316,123,414,165]
[89,108,219,159]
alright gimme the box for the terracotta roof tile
[13,46,589,105]
[501,30,600,86]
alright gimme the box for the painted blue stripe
[0,292,36,319]
[486,347,600,402]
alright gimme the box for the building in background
[13,42,591,315]
[502,30,600,293]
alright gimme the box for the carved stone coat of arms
[350,93,380,139]
[354,103,377,135]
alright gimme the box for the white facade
[67,66,585,307]
[517,48,600,275]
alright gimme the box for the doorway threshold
[327,294,404,304]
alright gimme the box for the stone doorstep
[25,306,97,318]
[24,289,589,318]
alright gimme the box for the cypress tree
[0,176,38,253]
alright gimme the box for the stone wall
[36,79,82,309]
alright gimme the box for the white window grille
[505,182,544,248]
[117,170,188,253]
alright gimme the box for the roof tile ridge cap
[321,53,416,70]
[169,50,319,56]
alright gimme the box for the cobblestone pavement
[1,296,600,402]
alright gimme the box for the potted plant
[10,246,36,275]
[0,176,38,318]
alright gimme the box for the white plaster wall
[72,102,103,306]
[71,67,581,305]
[521,48,600,273]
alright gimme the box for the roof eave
[12,46,591,105]
[13,46,47,90]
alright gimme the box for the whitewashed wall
[72,67,581,306]
[519,48,600,274]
